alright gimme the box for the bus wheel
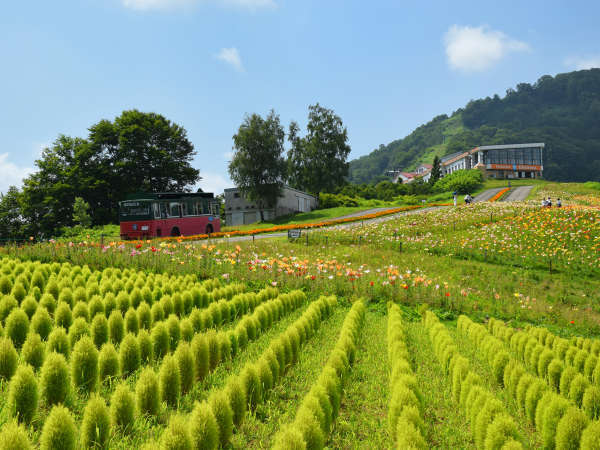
[171,227,180,237]
[206,225,213,234]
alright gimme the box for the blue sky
[1,0,599,194]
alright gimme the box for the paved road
[473,187,505,203]
[502,185,533,202]
[206,206,444,243]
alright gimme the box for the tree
[287,104,351,195]
[228,111,286,221]
[429,155,442,185]
[18,110,201,237]
[72,197,92,228]
[0,187,25,240]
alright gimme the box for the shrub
[175,342,195,394]
[159,355,181,408]
[119,334,141,377]
[483,414,520,450]
[209,391,234,447]
[389,384,420,434]
[31,307,53,341]
[272,424,306,450]
[225,377,246,428]
[569,374,590,407]
[432,169,483,194]
[8,364,38,423]
[580,421,600,450]
[547,359,564,392]
[538,349,555,378]
[0,336,18,380]
[0,421,32,450]
[72,301,89,322]
[554,407,588,450]
[40,405,77,450]
[160,414,192,450]
[136,368,160,417]
[137,303,152,330]
[54,302,72,330]
[81,395,111,449]
[124,308,139,335]
[71,336,99,393]
[138,329,153,364]
[58,288,73,308]
[5,308,29,349]
[116,291,130,315]
[108,310,124,345]
[103,293,117,317]
[151,302,164,324]
[21,296,38,319]
[98,343,119,383]
[68,318,90,348]
[21,332,45,370]
[47,327,70,358]
[89,296,104,319]
[91,314,109,349]
[189,402,219,450]
[582,386,600,420]
[492,351,511,385]
[207,331,221,372]
[110,383,136,432]
[166,314,181,350]
[294,408,325,450]
[541,395,570,449]
[396,415,427,449]
[240,364,262,411]
[257,357,274,393]
[559,366,578,396]
[474,398,503,448]
[40,352,70,406]
[151,322,170,360]
[0,295,18,323]
[180,318,193,343]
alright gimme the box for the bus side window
[181,203,188,216]
[153,203,160,219]
[169,202,181,217]
[160,203,168,219]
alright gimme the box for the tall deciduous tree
[429,155,442,185]
[287,104,351,195]
[228,111,286,221]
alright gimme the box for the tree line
[0,104,351,239]
[228,103,351,221]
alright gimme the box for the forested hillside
[349,69,600,183]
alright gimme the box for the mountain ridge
[348,69,600,184]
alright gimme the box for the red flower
[369,281,374,287]
[445,292,450,297]
[136,244,142,249]
[151,247,157,252]
[311,275,316,280]
[570,320,575,324]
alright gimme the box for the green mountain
[349,69,600,183]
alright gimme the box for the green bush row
[272,300,366,449]
[387,303,427,449]
[0,286,280,377]
[158,294,338,449]
[424,311,523,449]
[0,290,308,448]
[462,315,600,449]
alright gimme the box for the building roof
[419,163,433,169]
[471,142,545,152]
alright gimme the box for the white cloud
[0,154,34,194]
[565,56,600,70]
[216,47,244,72]
[121,0,275,11]
[196,172,232,195]
[444,25,530,72]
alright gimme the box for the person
[557,198,562,208]
[453,191,457,207]
[464,194,471,205]
[541,198,547,207]
[547,198,552,207]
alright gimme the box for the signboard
[288,229,302,239]
[487,164,542,171]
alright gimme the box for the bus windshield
[120,201,151,218]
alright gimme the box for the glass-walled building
[472,143,544,179]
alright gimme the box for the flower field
[0,182,600,448]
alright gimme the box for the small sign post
[288,229,302,241]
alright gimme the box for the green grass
[406,320,475,448]
[329,307,390,448]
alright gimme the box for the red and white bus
[119,192,221,240]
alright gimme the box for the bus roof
[123,192,215,201]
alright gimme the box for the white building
[224,185,317,226]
